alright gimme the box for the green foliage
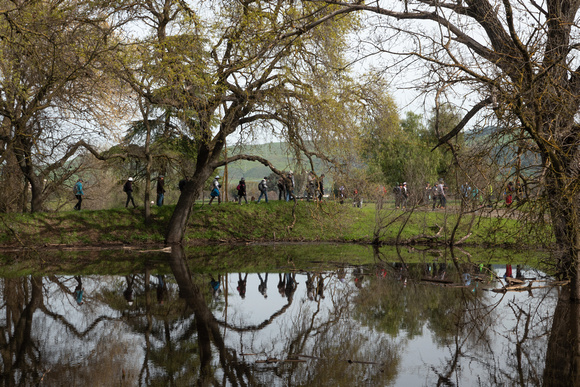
[362,105,460,190]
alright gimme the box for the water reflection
[0,246,576,385]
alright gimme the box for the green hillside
[222,142,326,180]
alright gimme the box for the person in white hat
[209,175,221,205]
[123,177,137,208]
[402,182,409,209]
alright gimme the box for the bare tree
[0,0,129,212]
[312,0,580,298]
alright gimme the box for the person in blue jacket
[73,178,84,210]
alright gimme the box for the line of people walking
[72,170,327,210]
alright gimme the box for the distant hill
[465,126,541,172]
[221,142,326,181]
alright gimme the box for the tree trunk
[543,287,580,386]
[144,166,151,224]
[545,168,580,300]
[165,170,212,244]
[28,176,44,213]
[168,246,258,385]
[142,101,152,224]
[165,114,224,245]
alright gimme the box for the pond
[0,244,574,386]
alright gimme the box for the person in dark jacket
[317,174,325,201]
[156,176,165,206]
[124,177,137,208]
[277,175,286,201]
[257,177,269,203]
[237,177,247,204]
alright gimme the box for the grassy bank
[0,200,553,249]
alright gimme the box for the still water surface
[0,245,572,386]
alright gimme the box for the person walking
[156,175,165,206]
[338,185,346,204]
[401,182,409,209]
[393,183,401,208]
[277,175,286,201]
[306,171,316,201]
[73,178,84,210]
[317,174,325,201]
[124,177,137,208]
[434,178,446,209]
[237,177,247,204]
[432,182,439,209]
[424,182,431,205]
[208,175,221,205]
[285,171,295,201]
[353,188,363,208]
[257,176,269,203]
[505,181,514,207]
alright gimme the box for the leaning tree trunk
[165,114,225,244]
[165,169,213,244]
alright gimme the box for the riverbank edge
[0,201,553,251]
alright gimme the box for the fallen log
[421,277,454,284]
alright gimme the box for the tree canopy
[312,0,580,296]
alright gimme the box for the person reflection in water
[462,273,472,286]
[316,274,325,301]
[338,267,347,282]
[395,263,408,287]
[258,273,268,298]
[73,276,84,305]
[504,264,513,279]
[353,266,364,289]
[237,273,247,299]
[210,274,222,300]
[278,274,286,297]
[439,263,447,280]
[285,273,298,302]
[306,273,315,301]
[124,275,135,306]
[156,275,168,305]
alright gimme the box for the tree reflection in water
[0,247,574,385]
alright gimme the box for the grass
[0,199,553,249]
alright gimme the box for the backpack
[123,182,128,192]
[258,181,264,191]
[73,184,79,195]
[236,184,241,191]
